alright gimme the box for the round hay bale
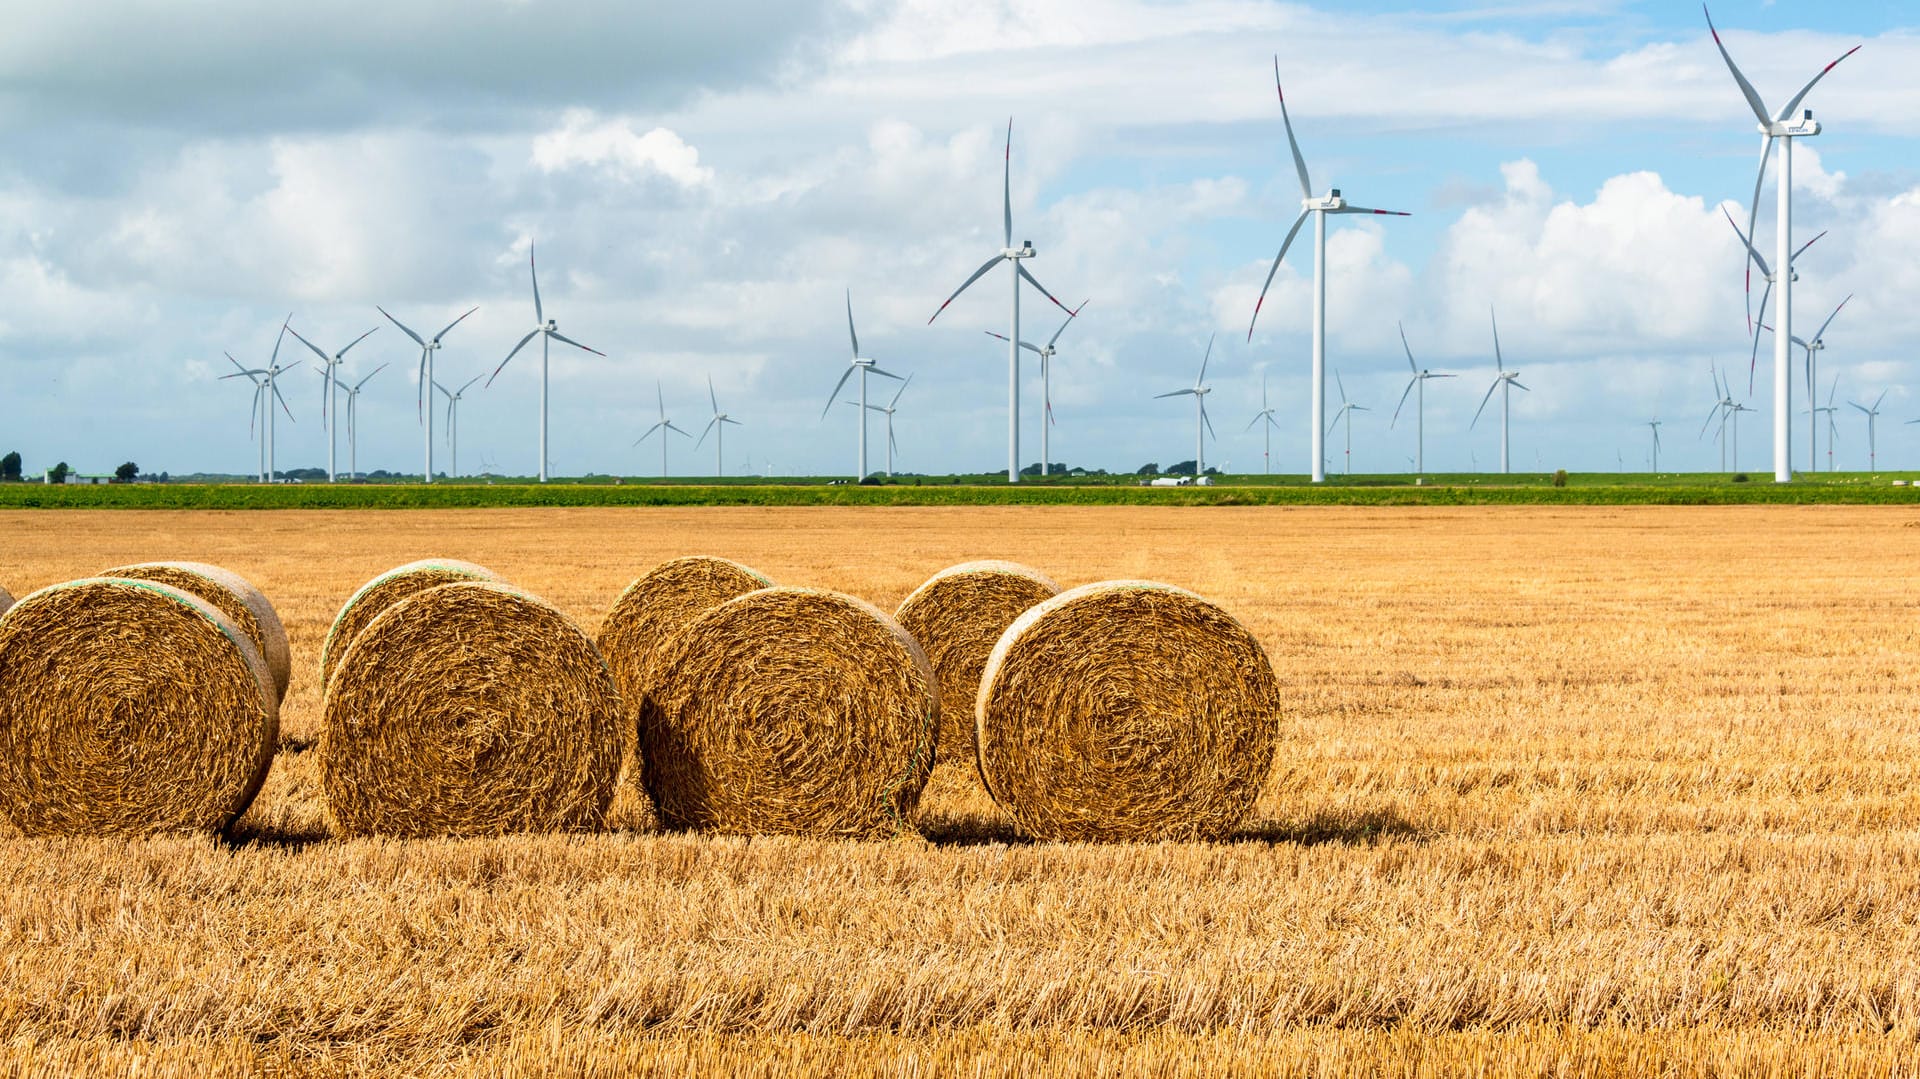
[0,578,278,836]
[322,581,622,838]
[641,587,938,838]
[975,581,1281,842]
[597,556,772,742]
[320,558,501,689]
[893,560,1059,768]
[100,561,291,704]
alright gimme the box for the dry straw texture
[0,578,277,836]
[100,561,291,703]
[976,580,1281,842]
[893,560,1059,768]
[641,587,938,838]
[0,584,12,616]
[321,581,623,838]
[319,558,500,688]
[597,555,772,754]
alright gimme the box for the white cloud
[531,112,715,188]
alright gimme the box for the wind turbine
[854,375,912,478]
[1806,373,1842,472]
[379,305,478,484]
[1701,366,1737,472]
[825,290,905,481]
[489,245,605,483]
[219,320,299,482]
[1645,419,1662,473]
[220,354,269,482]
[1724,209,1825,390]
[1154,335,1216,482]
[927,119,1076,484]
[1851,390,1887,471]
[695,376,744,478]
[1245,373,1281,475]
[1326,370,1368,476]
[434,374,482,479]
[1247,56,1409,484]
[634,381,690,478]
[1705,5,1861,483]
[334,363,387,481]
[1469,309,1529,474]
[1390,321,1455,477]
[285,324,378,483]
[987,298,1086,482]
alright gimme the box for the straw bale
[319,558,501,689]
[321,581,622,838]
[975,580,1281,842]
[597,556,772,749]
[893,560,1059,767]
[640,586,938,838]
[100,561,291,703]
[0,578,278,836]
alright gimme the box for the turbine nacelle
[1766,111,1820,138]
[1003,241,1036,259]
[1305,190,1344,212]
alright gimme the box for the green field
[6,472,1920,508]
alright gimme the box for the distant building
[54,473,111,485]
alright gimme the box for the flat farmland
[4,505,1920,1077]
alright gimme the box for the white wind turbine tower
[220,321,299,482]
[1245,373,1281,475]
[1248,57,1409,484]
[1851,390,1887,471]
[1757,294,1850,472]
[379,305,478,484]
[221,354,270,482]
[286,324,378,483]
[854,375,912,479]
[1706,6,1860,483]
[1391,322,1455,477]
[490,245,605,482]
[825,290,905,481]
[1155,334,1216,482]
[695,376,744,478]
[987,298,1086,482]
[1326,370,1368,476]
[1645,419,1662,472]
[1808,374,1841,472]
[1470,309,1529,474]
[927,119,1076,484]
[634,382,690,478]
[434,374,482,479]
[326,363,387,481]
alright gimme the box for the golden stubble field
[3,505,1920,1077]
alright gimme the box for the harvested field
[2,504,1920,1075]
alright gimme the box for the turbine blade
[1155,389,1197,399]
[379,306,427,348]
[1247,209,1311,340]
[846,289,860,358]
[1046,299,1087,349]
[1399,321,1417,375]
[928,254,1004,324]
[1723,206,1771,276]
[1813,294,1851,344]
[1334,368,1347,406]
[1793,229,1827,263]
[1331,205,1411,217]
[1510,380,1531,392]
[709,375,719,415]
[1775,43,1863,123]
[868,366,906,382]
[1202,400,1216,441]
[822,365,857,419]
[488,330,540,387]
[435,305,480,341]
[1874,388,1888,411]
[529,244,543,325]
[1274,57,1312,199]
[633,421,665,447]
[1749,277,1773,393]
[1490,307,1504,370]
[274,381,295,422]
[890,373,912,408]
[459,374,482,395]
[285,324,329,363]
[1704,6,1776,128]
[1391,376,1417,428]
[1744,134,1776,257]
[696,416,717,448]
[549,330,603,357]
[1470,379,1499,429]
[1016,263,1075,316]
[1197,333,1215,385]
[1002,117,1014,250]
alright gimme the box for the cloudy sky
[3,0,1914,478]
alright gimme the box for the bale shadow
[917,814,1035,847]
[219,822,333,852]
[1233,807,1429,847]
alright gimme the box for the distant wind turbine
[218,320,298,483]
[1645,419,1662,473]
[825,290,905,481]
[338,363,387,481]
[987,298,1086,482]
[634,381,690,478]
[1807,373,1841,472]
[1390,322,1455,476]
[489,245,605,483]
[220,353,270,482]
[853,374,912,478]
[434,374,482,479]
[1700,366,1736,472]
[1245,373,1281,475]
[927,119,1076,483]
[1851,390,1887,471]
[1705,4,1860,482]
[1247,56,1409,484]
[285,323,378,483]
[1724,209,1825,391]
[1155,335,1216,481]
[1326,370,1368,476]
[1469,309,1529,474]
[696,376,744,478]
[379,304,478,484]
